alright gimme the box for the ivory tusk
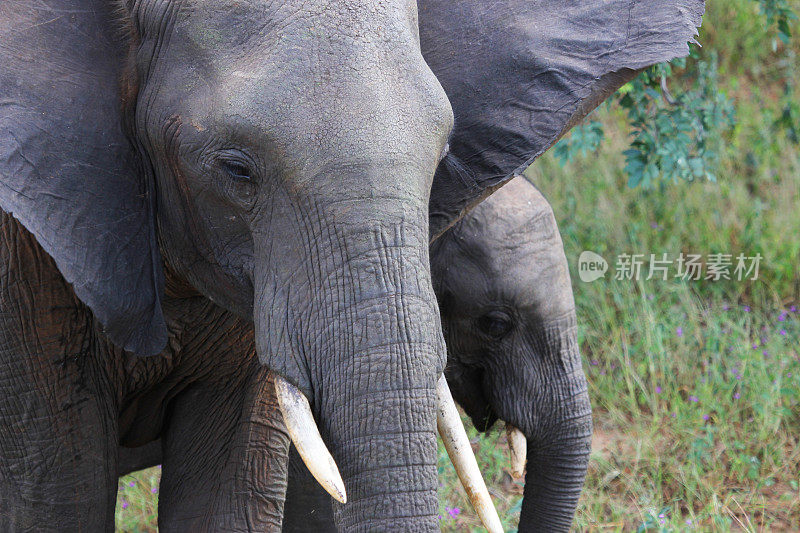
[505,423,527,479]
[274,375,347,504]
[436,375,504,533]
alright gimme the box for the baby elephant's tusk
[274,375,347,504]
[436,375,504,533]
[505,423,527,479]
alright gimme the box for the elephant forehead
[458,206,563,274]
[148,0,452,175]
[458,182,556,247]
[159,0,428,99]
[442,193,572,314]
[171,0,420,58]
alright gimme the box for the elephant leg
[282,444,337,533]
[0,342,118,531]
[0,213,118,531]
[158,363,290,532]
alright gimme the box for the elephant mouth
[461,390,527,479]
[445,365,528,477]
[469,399,499,432]
[446,365,498,431]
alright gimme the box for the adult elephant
[0,1,703,531]
[283,177,589,531]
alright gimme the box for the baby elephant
[283,177,592,532]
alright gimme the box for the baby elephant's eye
[220,159,253,182]
[478,311,513,339]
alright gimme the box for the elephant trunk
[518,416,592,531]
[517,371,592,532]
[255,202,448,531]
[326,375,440,530]
[312,225,444,530]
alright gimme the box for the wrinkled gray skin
[282,177,591,532]
[1,210,291,531]
[435,179,591,530]
[1,0,702,529]
[138,5,453,532]
[2,1,450,531]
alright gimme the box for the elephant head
[1,0,703,530]
[431,177,589,531]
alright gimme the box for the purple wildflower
[780,329,787,336]
[743,305,751,312]
[702,414,710,421]
[591,359,599,366]
[722,304,730,311]
[128,481,135,488]
[734,392,740,399]
[689,395,699,403]
[122,500,129,510]
[791,305,797,313]
[686,519,693,525]
[448,507,461,518]
[151,487,158,494]
[676,327,683,337]
[763,350,769,357]
[655,386,662,394]
[778,312,787,322]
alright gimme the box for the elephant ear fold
[420,0,705,239]
[0,1,167,355]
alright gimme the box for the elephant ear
[0,1,166,355]
[421,0,705,240]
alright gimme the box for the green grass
[116,468,160,532]
[116,0,800,530]
[439,307,800,531]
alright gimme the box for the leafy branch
[553,0,797,188]
[618,54,735,188]
[757,0,798,44]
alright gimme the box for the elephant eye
[220,159,253,182]
[477,311,513,339]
